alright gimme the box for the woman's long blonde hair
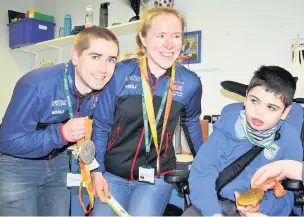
[123,7,185,60]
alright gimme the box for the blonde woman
[91,7,203,216]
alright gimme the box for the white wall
[174,0,304,115]
[2,0,304,119]
[33,0,304,116]
[0,0,34,119]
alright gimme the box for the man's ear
[71,48,79,65]
[281,105,292,120]
[138,32,147,48]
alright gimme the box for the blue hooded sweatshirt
[189,102,303,216]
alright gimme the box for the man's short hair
[74,26,119,55]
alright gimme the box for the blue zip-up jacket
[92,58,203,180]
[189,102,303,216]
[0,61,97,158]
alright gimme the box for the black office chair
[164,79,304,216]
[163,170,190,216]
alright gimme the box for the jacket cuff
[60,124,68,143]
[92,164,105,173]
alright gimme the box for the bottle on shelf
[64,14,72,36]
[85,5,94,28]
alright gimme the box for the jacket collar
[66,60,77,98]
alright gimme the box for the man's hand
[91,172,109,203]
[62,117,87,142]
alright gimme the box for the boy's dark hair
[247,65,296,107]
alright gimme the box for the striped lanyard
[142,80,170,154]
[63,62,95,214]
[140,57,176,176]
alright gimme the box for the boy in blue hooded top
[189,65,303,216]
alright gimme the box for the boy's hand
[238,211,268,217]
[235,192,260,215]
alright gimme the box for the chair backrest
[287,103,304,138]
[200,120,209,142]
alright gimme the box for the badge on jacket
[264,143,279,160]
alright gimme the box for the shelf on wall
[13,20,140,53]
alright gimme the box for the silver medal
[79,140,96,164]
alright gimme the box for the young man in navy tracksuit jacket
[189,66,303,216]
[0,26,119,216]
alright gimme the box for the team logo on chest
[264,143,279,160]
[173,81,184,97]
[125,75,141,90]
[51,99,66,115]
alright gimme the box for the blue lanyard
[63,63,98,119]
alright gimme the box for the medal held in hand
[72,118,96,214]
[237,178,286,209]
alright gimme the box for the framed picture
[179,30,202,64]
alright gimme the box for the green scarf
[240,111,276,150]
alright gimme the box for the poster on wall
[179,30,202,64]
